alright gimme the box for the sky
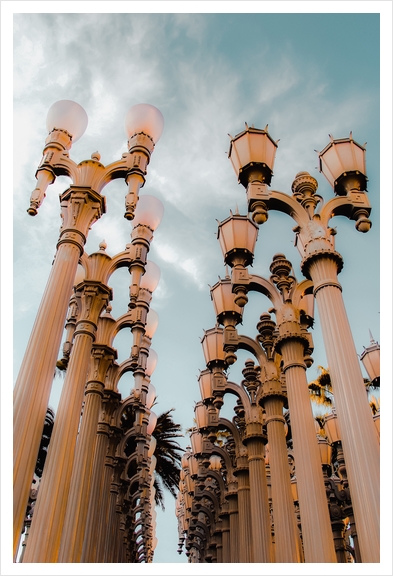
[2,2,392,575]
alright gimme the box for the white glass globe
[149,454,157,474]
[140,261,161,293]
[73,263,85,285]
[46,100,88,142]
[125,103,164,143]
[146,348,158,376]
[147,412,157,435]
[146,383,156,409]
[145,309,159,339]
[132,195,164,231]
[148,435,157,457]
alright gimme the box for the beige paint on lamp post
[23,276,112,562]
[59,232,161,562]
[228,126,380,563]
[209,277,273,563]
[14,100,164,560]
[216,213,336,562]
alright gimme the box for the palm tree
[308,366,334,412]
[152,408,184,510]
[308,365,379,416]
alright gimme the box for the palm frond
[153,408,184,508]
[308,366,334,408]
[369,394,380,415]
[153,477,165,511]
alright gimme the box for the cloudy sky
[3,2,392,573]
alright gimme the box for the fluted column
[13,195,105,555]
[58,347,115,562]
[214,528,223,563]
[219,508,230,563]
[117,513,127,562]
[262,397,302,562]
[103,479,119,562]
[24,282,110,562]
[13,188,105,557]
[306,255,379,562]
[103,459,125,562]
[243,431,272,562]
[112,501,124,562]
[235,462,253,562]
[226,483,239,563]
[280,338,336,562]
[94,436,119,562]
[81,394,120,562]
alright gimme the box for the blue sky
[3,2,392,574]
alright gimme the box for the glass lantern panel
[190,430,203,454]
[361,348,380,382]
[233,133,251,168]
[324,412,341,444]
[320,146,342,185]
[198,370,213,400]
[195,402,209,429]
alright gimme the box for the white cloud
[153,241,206,290]
[257,57,299,104]
[13,34,45,97]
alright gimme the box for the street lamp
[14,99,165,561]
[226,123,379,563]
[182,121,378,564]
[228,124,278,187]
[360,332,380,388]
[317,132,367,197]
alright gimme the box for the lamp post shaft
[58,378,105,562]
[245,436,272,562]
[235,467,253,562]
[23,331,95,561]
[226,489,239,563]
[94,443,118,561]
[81,422,110,561]
[215,531,223,563]
[13,188,105,558]
[220,511,230,562]
[308,256,380,562]
[58,347,114,562]
[23,282,109,562]
[104,465,123,562]
[81,406,119,561]
[263,401,302,562]
[280,340,337,562]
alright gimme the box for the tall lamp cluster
[14,101,165,562]
[176,125,380,563]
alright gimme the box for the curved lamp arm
[319,192,372,233]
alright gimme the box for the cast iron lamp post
[200,330,272,563]
[14,99,164,560]
[360,332,380,389]
[214,215,337,562]
[188,422,239,563]
[23,229,162,562]
[227,125,379,563]
[324,408,362,562]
